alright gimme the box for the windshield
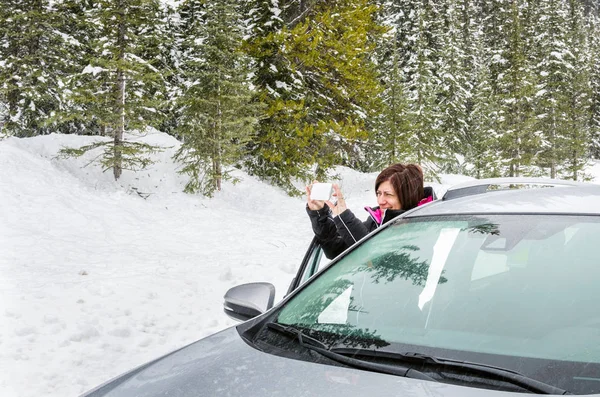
[276,214,600,394]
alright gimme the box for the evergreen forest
[2,0,600,195]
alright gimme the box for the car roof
[409,183,600,217]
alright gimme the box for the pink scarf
[364,206,384,225]
[365,196,433,226]
[418,196,433,206]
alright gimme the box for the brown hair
[375,163,424,210]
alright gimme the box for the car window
[299,244,330,285]
[276,214,600,394]
[313,246,330,273]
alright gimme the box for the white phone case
[311,183,333,201]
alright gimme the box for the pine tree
[532,0,574,178]
[370,33,413,170]
[368,1,414,170]
[492,0,539,177]
[153,2,180,139]
[587,5,600,159]
[62,0,169,179]
[560,0,593,180]
[173,0,261,196]
[243,0,300,190]
[245,0,385,192]
[402,0,446,168]
[467,36,504,178]
[50,0,102,134]
[0,0,79,136]
[436,0,478,172]
[290,0,384,169]
[376,0,486,174]
[530,0,592,180]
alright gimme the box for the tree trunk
[7,87,18,125]
[113,0,126,180]
[215,83,222,191]
[114,70,124,180]
[514,133,521,177]
[6,28,19,130]
[390,49,398,163]
[550,110,556,179]
[572,150,578,181]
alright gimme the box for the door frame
[286,236,324,295]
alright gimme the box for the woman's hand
[326,184,347,216]
[306,182,326,211]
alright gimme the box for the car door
[286,237,330,295]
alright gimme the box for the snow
[270,7,282,18]
[126,54,159,73]
[81,66,106,76]
[0,131,312,397]
[274,80,289,90]
[6,130,594,397]
[53,30,82,47]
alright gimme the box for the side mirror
[223,282,275,322]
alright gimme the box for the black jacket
[306,186,436,259]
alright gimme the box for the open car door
[286,236,330,295]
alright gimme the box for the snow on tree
[61,0,170,180]
[173,0,261,196]
[0,0,80,136]
[245,0,385,193]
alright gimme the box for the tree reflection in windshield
[278,219,509,354]
[462,223,500,236]
[306,323,389,350]
[357,244,448,287]
[277,277,389,349]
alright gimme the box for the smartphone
[311,183,333,201]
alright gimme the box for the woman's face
[376,180,401,210]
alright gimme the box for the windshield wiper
[330,348,570,395]
[265,322,435,381]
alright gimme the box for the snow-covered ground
[2,130,596,397]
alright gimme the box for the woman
[306,163,434,259]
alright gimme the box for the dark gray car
[82,178,600,396]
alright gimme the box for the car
[82,177,600,396]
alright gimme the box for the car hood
[83,326,523,397]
